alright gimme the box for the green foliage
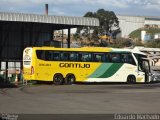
[111,38,160,48]
[134,40,144,46]
[129,29,141,39]
[129,28,160,39]
[76,9,119,41]
[73,33,80,41]
[145,39,160,48]
[110,38,133,48]
[129,28,160,48]
[96,9,119,33]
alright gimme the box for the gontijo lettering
[59,63,90,68]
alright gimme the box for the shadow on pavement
[0,78,18,88]
[22,80,160,86]
[0,83,18,88]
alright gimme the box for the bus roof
[131,49,147,56]
[27,47,134,53]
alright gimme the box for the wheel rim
[68,76,73,82]
[54,74,63,85]
[55,77,61,82]
[65,75,75,84]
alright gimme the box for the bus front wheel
[65,74,75,85]
[53,73,64,85]
[127,75,136,84]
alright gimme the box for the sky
[0,0,160,17]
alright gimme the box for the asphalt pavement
[0,83,160,115]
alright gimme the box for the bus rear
[23,47,35,81]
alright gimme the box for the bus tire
[53,73,64,85]
[127,75,136,84]
[65,74,75,85]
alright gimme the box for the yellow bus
[23,47,151,85]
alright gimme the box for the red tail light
[31,66,34,74]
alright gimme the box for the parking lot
[0,83,160,114]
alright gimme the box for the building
[0,11,99,82]
[117,15,160,38]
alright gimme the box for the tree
[76,9,119,41]
[145,39,160,48]
[110,38,133,48]
[96,9,119,34]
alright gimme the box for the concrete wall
[117,15,160,38]
[145,19,160,26]
[117,15,144,38]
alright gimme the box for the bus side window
[101,53,106,62]
[78,53,82,61]
[128,55,136,65]
[85,53,92,62]
[41,51,46,60]
[82,55,87,61]
[121,54,127,63]
[108,53,113,62]
[80,53,91,62]
[121,53,136,65]
[93,53,105,62]
[104,53,109,62]
[36,50,51,61]
[61,52,69,61]
[54,52,60,61]
[49,51,55,61]
[36,50,42,59]
[70,52,78,61]
[45,51,51,61]
[109,53,120,63]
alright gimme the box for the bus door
[140,59,151,82]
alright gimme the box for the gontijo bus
[23,47,151,85]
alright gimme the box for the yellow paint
[137,77,143,82]
[23,47,111,81]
